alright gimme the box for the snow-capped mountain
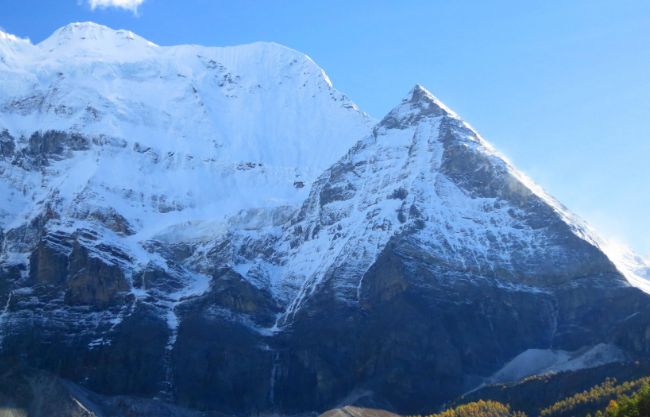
[0,21,371,261]
[1,22,650,417]
[226,85,635,323]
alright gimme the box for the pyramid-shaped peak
[408,83,436,101]
[405,84,455,114]
[378,84,456,130]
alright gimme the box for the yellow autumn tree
[417,400,526,417]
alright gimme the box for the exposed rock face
[0,129,15,158]
[1,23,650,417]
[270,244,649,412]
[23,131,90,165]
[173,270,280,414]
[29,239,69,286]
[64,244,130,308]
[28,236,130,308]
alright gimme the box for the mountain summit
[379,83,456,128]
[38,21,157,59]
[1,23,650,416]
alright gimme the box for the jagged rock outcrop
[29,237,130,308]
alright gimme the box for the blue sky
[2,0,649,255]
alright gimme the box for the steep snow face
[0,23,372,270]
[231,85,632,322]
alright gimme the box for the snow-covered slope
[0,22,372,272]
[225,85,645,327]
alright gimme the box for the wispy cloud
[87,0,145,14]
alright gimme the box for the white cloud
[87,0,145,13]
